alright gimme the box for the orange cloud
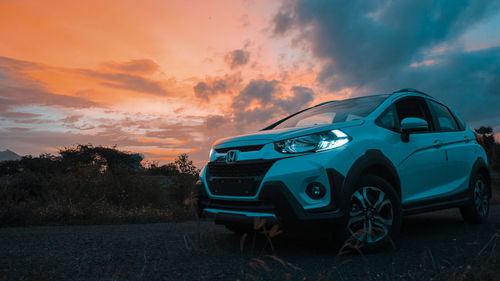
[137,138,187,145]
[149,157,177,161]
[102,59,159,74]
[40,146,60,153]
[410,60,436,67]
[144,148,198,156]
[0,0,323,167]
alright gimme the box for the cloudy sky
[1,0,500,167]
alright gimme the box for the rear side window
[451,110,466,131]
[428,100,460,132]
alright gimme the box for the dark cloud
[383,47,500,123]
[232,79,279,110]
[0,86,97,123]
[0,111,42,119]
[194,80,227,100]
[275,0,500,88]
[231,79,314,127]
[79,70,168,96]
[0,57,99,124]
[205,115,229,129]
[224,49,251,69]
[0,56,223,165]
[272,9,295,35]
[103,59,159,74]
[0,86,97,110]
[145,127,197,140]
[193,73,242,100]
[275,86,314,112]
[0,56,46,89]
[59,115,83,124]
[1,56,167,97]
[0,56,42,72]
[272,0,500,125]
[5,127,30,132]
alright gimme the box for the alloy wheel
[474,179,489,217]
[348,186,394,243]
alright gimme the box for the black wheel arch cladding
[343,149,401,202]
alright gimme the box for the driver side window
[394,97,434,132]
[375,105,399,132]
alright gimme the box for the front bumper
[197,174,346,228]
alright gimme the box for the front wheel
[339,175,402,252]
[460,173,490,224]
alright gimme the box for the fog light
[306,182,326,199]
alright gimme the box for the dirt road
[1,206,499,280]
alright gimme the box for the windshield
[271,94,390,130]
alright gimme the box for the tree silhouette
[474,126,495,151]
[59,144,142,171]
[474,126,499,168]
[174,153,200,178]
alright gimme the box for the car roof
[312,93,391,107]
[312,89,434,108]
[392,88,431,97]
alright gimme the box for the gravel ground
[1,206,500,281]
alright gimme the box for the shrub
[0,145,199,226]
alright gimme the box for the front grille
[214,145,264,154]
[207,160,274,177]
[206,160,275,196]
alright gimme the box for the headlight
[274,129,350,154]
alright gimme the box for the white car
[197,88,491,250]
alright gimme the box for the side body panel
[397,132,448,203]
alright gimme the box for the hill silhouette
[0,149,21,162]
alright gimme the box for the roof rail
[392,88,431,97]
[313,100,337,107]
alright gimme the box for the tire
[338,174,402,252]
[460,173,490,224]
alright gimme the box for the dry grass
[0,169,198,227]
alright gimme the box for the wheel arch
[344,149,401,199]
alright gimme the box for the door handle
[464,136,472,143]
[433,139,443,148]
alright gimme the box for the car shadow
[211,209,479,255]
[401,214,465,235]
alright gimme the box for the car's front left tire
[338,174,402,252]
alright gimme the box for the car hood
[212,119,364,148]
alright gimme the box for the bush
[474,126,500,171]
[0,145,200,226]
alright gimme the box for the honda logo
[226,150,239,164]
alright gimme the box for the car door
[427,99,476,196]
[392,97,448,204]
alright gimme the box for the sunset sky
[1,0,500,167]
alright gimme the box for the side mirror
[400,117,428,142]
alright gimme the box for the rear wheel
[339,175,401,252]
[460,173,490,224]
